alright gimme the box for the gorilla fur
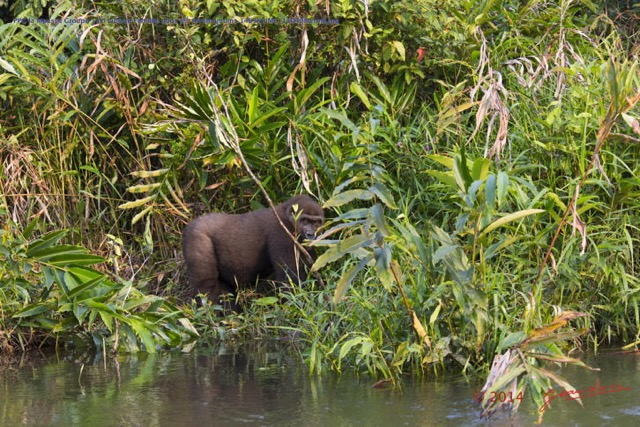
[182,195,324,307]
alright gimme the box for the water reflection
[0,344,637,426]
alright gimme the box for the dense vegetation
[1,0,638,420]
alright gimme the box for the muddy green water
[1,343,638,426]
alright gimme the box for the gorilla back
[182,195,324,307]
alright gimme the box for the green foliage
[0,222,197,353]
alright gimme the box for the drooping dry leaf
[570,197,587,255]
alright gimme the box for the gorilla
[182,195,324,308]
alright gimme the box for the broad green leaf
[323,109,359,133]
[324,189,375,208]
[41,265,55,288]
[368,73,392,104]
[178,87,213,121]
[391,41,406,60]
[25,230,68,257]
[208,120,221,150]
[424,170,457,188]
[431,225,454,244]
[374,246,394,291]
[66,275,107,299]
[471,158,491,181]
[455,144,473,191]
[87,309,98,330]
[85,299,117,314]
[370,204,389,236]
[339,336,367,360]
[296,77,330,112]
[369,183,397,209]
[48,253,104,267]
[496,171,509,205]
[350,81,372,110]
[66,266,107,283]
[23,219,39,239]
[178,318,199,336]
[479,209,545,239]
[123,295,163,311]
[311,234,373,270]
[247,86,259,124]
[35,318,57,330]
[334,208,372,221]
[433,244,459,264]
[607,59,619,111]
[12,303,49,318]
[485,235,519,259]
[143,216,154,252]
[73,304,89,324]
[454,156,469,192]
[130,319,157,353]
[485,174,496,209]
[429,301,442,326]
[98,309,114,332]
[334,175,367,193]
[249,106,286,129]
[253,296,278,306]
[147,298,165,312]
[29,244,85,261]
[466,180,483,207]
[496,331,527,353]
[334,256,372,304]
[427,154,455,169]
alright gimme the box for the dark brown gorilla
[182,195,324,308]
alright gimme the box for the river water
[1,342,638,426]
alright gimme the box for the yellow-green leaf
[479,209,545,239]
[130,168,168,178]
[118,195,156,210]
[350,82,372,110]
[126,183,162,194]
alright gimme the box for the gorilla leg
[183,229,220,298]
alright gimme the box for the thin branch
[535,108,619,284]
[209,85,324,286]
